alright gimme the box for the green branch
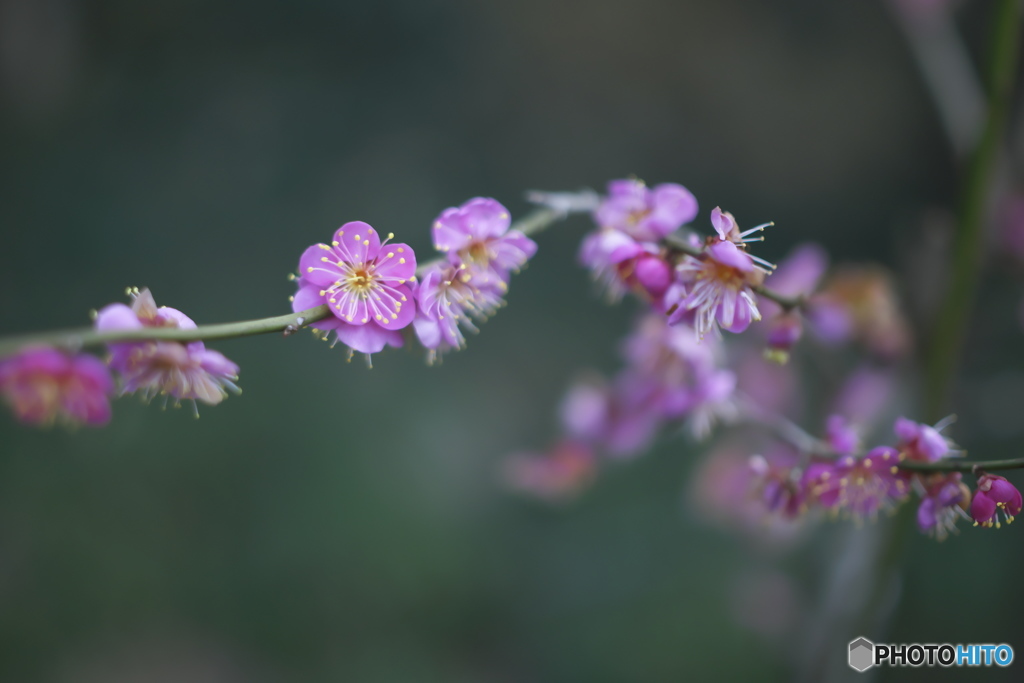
[0,208,564,357]
[925,0,1022,421]
[899,456,1024,473]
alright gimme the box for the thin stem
[924,0,1021,421]
[0,208,564,357]
[899,456,1024,473]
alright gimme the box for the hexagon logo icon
[848,637,875,672]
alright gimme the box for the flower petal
[334,320,404,354]
[299,244,344,288]
[372,242,417,281]
[333,221,382,264]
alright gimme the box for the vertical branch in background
[889,3,985,157]
[802,3,1021,681]
[925,0,1022,421]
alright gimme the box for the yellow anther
[387,232,394,239]
[391,314,397,319]
[354,235,361,241]
[321,256,329,262]
[307,267,314,273]
[318,244,331,250]
[399,258,406,264]
[363,240,369,246]
[387,252,395,258]
[332,241,339,246]
[319,290,326,296]
[398,247,404,253]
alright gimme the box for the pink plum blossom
[970,474,1022,529]
[412,261,506,363]
[0,347,113,427]
[96,289,239,408]
[916,473,970,539]
[894,416,955,463]
[804,447,910,520]
[432,197,536,285]
[294,221,416,359]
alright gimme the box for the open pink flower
[299,221,416,328]
[95,288,239,407]
[295,221,417,359]
[432,198,536,285]
[412,261,505,362]
[594,179,698,242]
[0,347,113,426]
[666,208,777,339]
[670,239,763,337]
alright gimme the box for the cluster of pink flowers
[697,415,1018,540]
[0,288,240,427]
[1,196,538,428]
[505,177,1019,541]
[291,197,536,364]
[1,177,1018,544]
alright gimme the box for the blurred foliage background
[0,1,1021,681]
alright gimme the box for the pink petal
[95,303,142,332]
[333,220,382,264]
[299,244,344,288]
[372,242,417,281]
[334,320,404,354]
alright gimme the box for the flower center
[464,241,492,266]
[699,260,746,288]
[345,267,376,295]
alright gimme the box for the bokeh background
[1,0,1022,681]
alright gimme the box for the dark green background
[1,1,1021,681]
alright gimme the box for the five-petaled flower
[433,197,536,286]
[294,221,417,358]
